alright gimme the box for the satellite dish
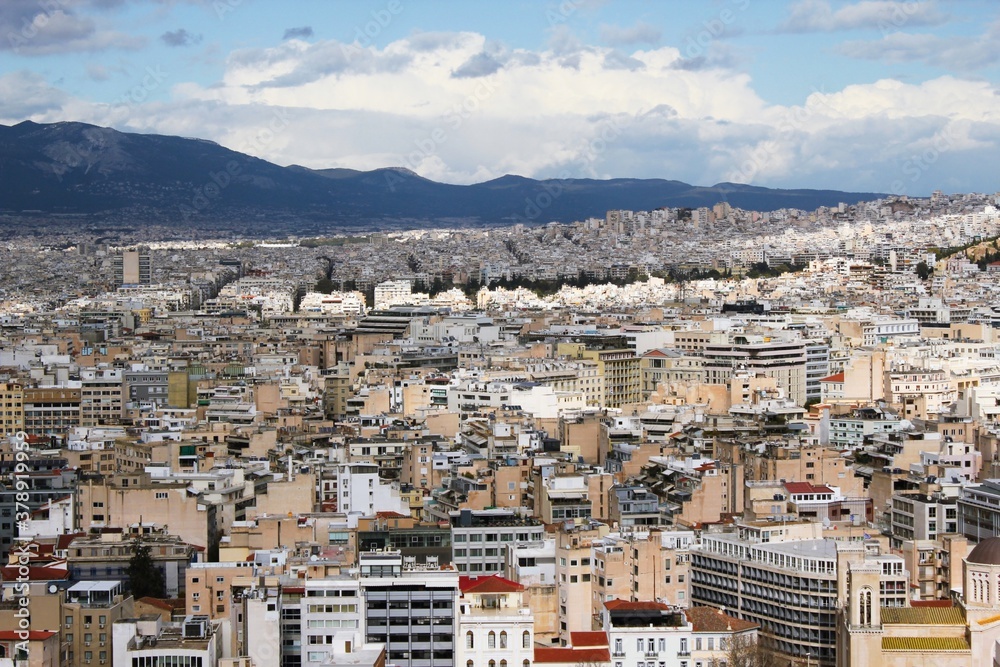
[48,584,58,594]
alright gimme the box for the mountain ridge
[0,121,889,231]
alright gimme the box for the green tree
[915,260,932,280]
[125,539,166,599]
[315,277,335,294]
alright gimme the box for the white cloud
[600,21,662,46]
[838,20,1000,70]
[778,0,949,33]
[9,30,1000,195]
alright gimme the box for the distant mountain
[0,121,887,231]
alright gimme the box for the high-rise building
[113,249,151,287]
[359,551,459,667]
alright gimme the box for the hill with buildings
[0,120,886,229]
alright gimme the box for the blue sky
[2,0,998,195]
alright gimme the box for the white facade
[337,463,408,517]
[456,581,534,667]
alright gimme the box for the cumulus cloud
[282,26,314,40]
[160,28,201,47]
[10,29,1000,195]
[600,21,661,46]
[777,0,949,33]
[838,20,1000,70]
[0,0,145,55]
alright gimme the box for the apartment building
[358,551,460,667]
[703,337,809,407]
[690,529,907,667]
[63,580,134,667]
[456,574,534,667]
[451,509,544,575]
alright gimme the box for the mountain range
[0,121,887,231]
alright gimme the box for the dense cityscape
[0,187,998,667]
[5,1,1000,667]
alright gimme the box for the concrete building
[690,529,907,667]
[64,580,135,667]
[113,614,221,667]
[358,551,459,667]
[451,509,545,576]
[113,249,152,287]
[703,337,808,407]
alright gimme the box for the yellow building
[839,536,1000,667]
[0,382,24,435]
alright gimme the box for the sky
[1,0,999,196]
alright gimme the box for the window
[467,632,474,649]
[860,586,873,626]
[500,631,507,649]
[488,631,496,649]
[523,631,531,649]
[155,492,168,500]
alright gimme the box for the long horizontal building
[690,526,907,667]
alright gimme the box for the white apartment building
[456,574,534,667]
[603,600,693,667]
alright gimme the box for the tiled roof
[881,606,966,625]
[570,631,608,647]
[820,372,845,382]
[605,600,670,612]
[684,606,759,633]
[534,647,611,663]
[881,637,970,651]
[783,481,834,495]
[459,574,524,594]
[0,631,57,641]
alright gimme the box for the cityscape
[3,2,1000,667]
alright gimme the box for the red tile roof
[784,481,834,495]
[820,372,845,383]
[911,599,954,607]
[684,606,759,633]
[534,647,611,663]
[459,574,524,594]
[0,562,69,581]
[604,599,670,612]
[569,631,608,647]
[0,631,57,641]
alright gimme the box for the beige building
[0,382,24,435]
[839,536,1000,667]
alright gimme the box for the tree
[709,634,780,667]
[315,277,335,294]
[125,539,166,599]
[915,260,932,280]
